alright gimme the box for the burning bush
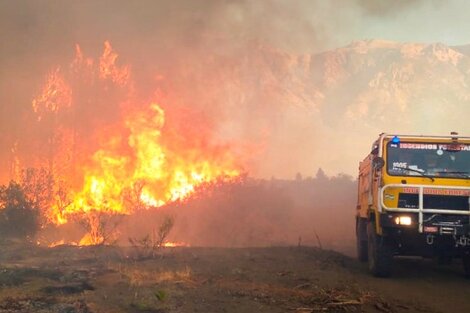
[76,211,124,246]
[0,182,39,241]
[4,41,245,246]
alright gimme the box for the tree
[315,168,328,181]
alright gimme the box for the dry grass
[114,264,192,287]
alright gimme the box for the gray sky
[351,0,470,48]
[0,1,468,62]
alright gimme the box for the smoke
[353,0,433,16]
[107,174,357,253]
[0,0,458,181]
[0,1,315,180]
[3,0,468,250]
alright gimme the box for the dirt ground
[0,243,469,313]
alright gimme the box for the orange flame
[162,241,188,248]
[29,41,243,243]
[99,41,130,86]
[32,68,72,121]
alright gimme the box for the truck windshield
[387,141,470,179]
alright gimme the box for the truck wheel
[356,217,368,262]
[463,252,470,278]
[367,220,393,277]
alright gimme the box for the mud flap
[463,251,470,279]
[367,220,393,277]
[356,217,368,262]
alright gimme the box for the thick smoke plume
[0,0,456,180]
[1,1,465,250]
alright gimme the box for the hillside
[226,39,470,176]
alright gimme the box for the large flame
[28,41,243,241]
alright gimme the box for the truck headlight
[395,216,412,226]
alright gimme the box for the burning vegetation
[1,41,357,252]
[5,41,244,246]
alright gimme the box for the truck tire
[356,217,368,262]
[367,220,393,277]
[463,252,470,278]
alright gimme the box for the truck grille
[398,193,469,211]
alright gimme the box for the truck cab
[356,133,470,277]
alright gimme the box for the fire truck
[356,133,470,277]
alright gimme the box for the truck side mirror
[372,156,385,169]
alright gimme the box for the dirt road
[0,244,469,312]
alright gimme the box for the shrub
[0,182,39,240]
[129,215,175,258]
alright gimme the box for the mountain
[313,40,470,129]
[451,44,470,56]
[212,39,470,176]
[208,38,470,132]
